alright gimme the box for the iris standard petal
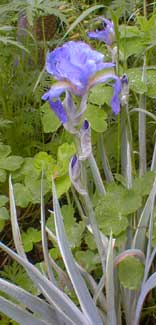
[44,41,108,94]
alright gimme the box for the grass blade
[151,140,156,171]
[9,175,26,258]
[0,241,86,325]
[0,296,47,325]
[134,273,156,325]
[132,178,156,250]
[62,5,105,39]
[52,178,103,325]
[0,278,58,323]
[41,173,56,283]
[106,233,117,325]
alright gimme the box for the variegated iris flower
[42,41,121,129]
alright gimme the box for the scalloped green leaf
[85,232,97,250]
[127,68,156,97]
[46,205,85,248]
[118,256,144,290]
[132,171,155,197]
[89,84,113,106]
[40,102,61,133]
[56,143,75,177]
[13,183,32,208]
[66,221,85,248]
[24,177,50,204]
[0,144,11,158]
[55,174,71,198]
[0,156,24,171]
[95,184,142,218]
[75,250,100,272]
[21,227,41,253]
[0,207,10,220]
[85,104,107,133]
[34,151,56,173]
[0,169,7,183]
[0,195,8,208]
[0,219,5,232]
[96,210,128,236]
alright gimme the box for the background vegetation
[0,0,156,323]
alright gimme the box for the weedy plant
[1,1,156,324]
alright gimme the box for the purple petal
[82,119,89,130]
[44,41,108,95]
[48,99,68,123]
[71,155,77,168]
[88,18,115,46]
[41,81,74,101]
[110,78,121,114]
[121,74,128,85]
[88,30,111,45]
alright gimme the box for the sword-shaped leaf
[52,178,103,325]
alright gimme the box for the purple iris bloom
[42,41,121,123]
[88,18,115,46]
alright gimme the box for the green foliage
[95,184,142,235]
[34,151,56,177]
[40,103,61,133]
[0,144,11,157]
[21,227,41,253]
[47,204,85,248]
[132,171,155,196]
[13,183,31,208]
[0,156,24,171]
[0,207,10,220]
[1,1,156,324]
[0,195,8,207]
[88,84,113,106]
[118,256,144,290]
[75,250,100,272]
[85,104,107,133]
[56,142,75,177]
[127,68,156,97]
[0,261,37,295]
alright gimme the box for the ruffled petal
[44,41,109,94]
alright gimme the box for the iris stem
[74,133,106,273]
